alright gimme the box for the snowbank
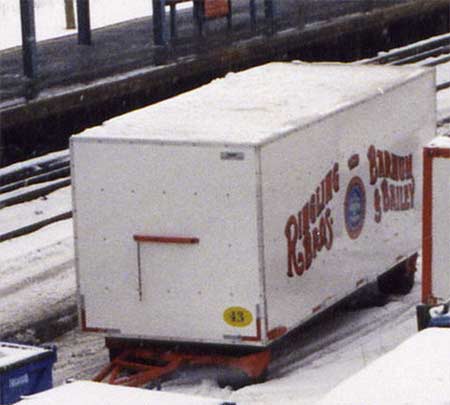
[19,381,232,405]
[0,0,191,50]
[1,0,151,50]
[319,328,450,405]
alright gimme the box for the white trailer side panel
[260,71,435,334]
[72,140,262,345]
[423,136,450,303]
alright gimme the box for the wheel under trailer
[70,62,436,386]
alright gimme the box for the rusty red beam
[133,235,199,244]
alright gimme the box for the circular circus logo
[344,176,366,240]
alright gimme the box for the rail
[0,152,72,243]
[363,32,450,126]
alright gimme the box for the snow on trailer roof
[18,381,231,405]
[428,135,450,147]
[77,62,430,146]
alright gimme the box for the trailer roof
[77,62,430,146]
[428,135,450,148]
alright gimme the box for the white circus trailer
[422,135,450,304]
[71,62,435,352]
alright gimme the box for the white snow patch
[0,187,72,237]
[428,135,450,148]
[319,328,450,405]
[0,0,190,51]
[19,380,227,405]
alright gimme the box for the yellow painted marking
[223,307,253,328]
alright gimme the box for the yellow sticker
[223,307,253,328]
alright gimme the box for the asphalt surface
[0,0,407,105]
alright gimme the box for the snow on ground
[0,198,74,340]
[0,0,190,51]
[0,230,74,340]
[0,186,71,236]
[19,381,226,405]
[319,328,450,405]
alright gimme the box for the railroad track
[0,151,72,242]
[363,32,450,126]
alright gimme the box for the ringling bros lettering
[367,145,415,223]
[284,164,339,277]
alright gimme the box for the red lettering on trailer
[285,164,339,278]
[368,145,413,185]
[367,145,415,223]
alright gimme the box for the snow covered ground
[319,328,450,405]
[0,0,187,51]
[19,381,228,405]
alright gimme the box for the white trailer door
[72,140,262,345]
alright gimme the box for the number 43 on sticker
[223,307,253,327]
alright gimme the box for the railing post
[264,0,278,35]
[65,0,76,29]
[0,134,5,167]
[249,0,256,32]
[152,0,168,46]
[20,0,37,79]
[77,0,92,45]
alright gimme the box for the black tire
[342,282,389,310]
[378,253,417,295]
[217,368,268,389]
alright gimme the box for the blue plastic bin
[0,343,57,405]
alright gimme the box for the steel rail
[0,211,73,243]
[0,152,72,243]
[364,32,450,65]
[0,153,70,187]
[0,178,71,209]
[0,176,72,243]
[391,45,450,66]
[363,33,450,131]
[0,166,70,194]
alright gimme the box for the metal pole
[152,0,168,46]
[0,134,5,167]
[65,0,76,29]
[20,0,37,79]
[77,0,92,45]
[249,0,256,32]
[264,0,278,35]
